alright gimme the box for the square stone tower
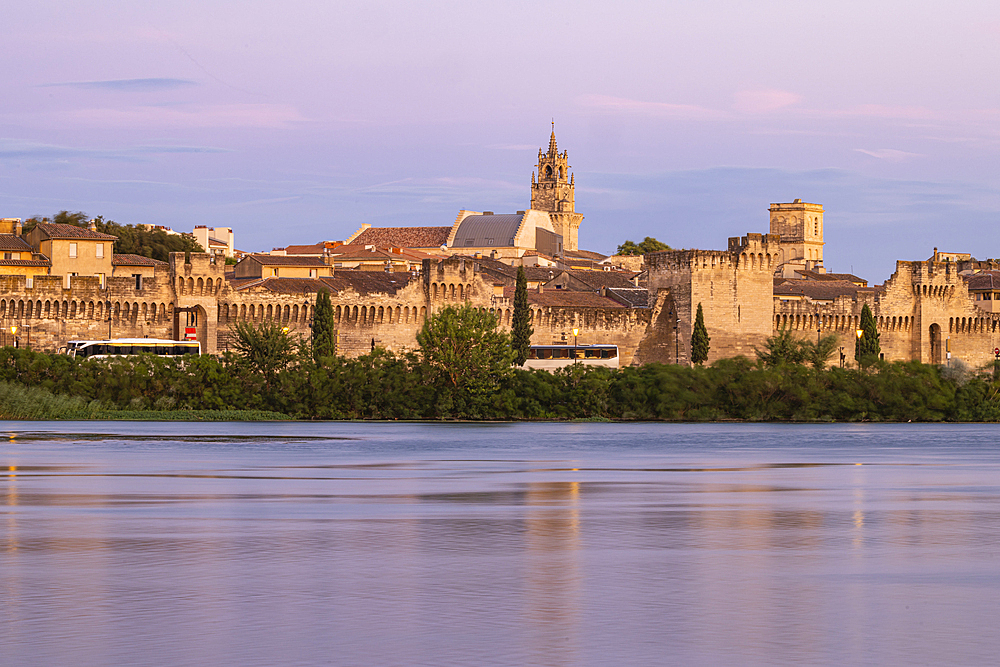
[530,124,584,252]
[769,199,825,269]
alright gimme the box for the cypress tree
[511,265,533,366]
[312,290,337,362]
[691,302,710,365]
[854,303,881,364]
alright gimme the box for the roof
[564,248,608,262]
[112,253,168,267]
[328,244,433,262]
[243,254,328,267]
[795,269,868,286]
[774,278,869,301]
[528,291,626,308]
[0,235,32,252]
[605,287,651,307]
[452,214,524,248]
[335,271,417,296]
[0,259,49,267]
[563,270,641,290]
[207,237,229,246]
[281,243,327,255]
[967,270,1000,291]
[34,222,117,240]
[352,226,452,248]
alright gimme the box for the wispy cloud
[61,103,307,129]
[577,94,726,119]
[0,139,231,162]
[854,148,923,162]
[733,89,802,114]
[40,78,198,92]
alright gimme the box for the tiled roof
[774,279,865,300]
[0,259,49,267]
[244,254,328,267]
[564,248,608,261]
[112,253,168,266]
[35,222,117,240]
[967,270,1000,291]
[328,244,433,262]
[566,270,641,290]
[352,226,452,248]
[795,269,868,285]
[334,271,417,296]
[605,288,651,307]
[282,243,327,255]
[528,291,626,308]
[0,235,32,252]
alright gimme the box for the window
[309,269,317,278]
[69,243,78,258]
[133,274,142,290]
[95,243,104,258]
[98,273,106,289]
[2,252,10,260]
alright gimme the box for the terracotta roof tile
[112,253,168,266]
[333,271,417,296]
[244,254,328,267]
[35,222,117,240]
[0,259,49,267]
[528,291,625,308]
[0,235,32,252]
[967,270,1000,291]
[353,226,452,248]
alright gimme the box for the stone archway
[929,323,942,365]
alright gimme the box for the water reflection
[1,423,1000,666]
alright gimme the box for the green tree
[809,334,840,370]
[23,211,203,261]
[755,329,811,367]
[312,290,337,362]
[855,304,881,365]
[511,265,533,366]
[616,236,672,255]
[417,304,514,415]
[231,320,296,384]
[691,302,710,365]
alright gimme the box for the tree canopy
[855,304,881,365]
[312,290,337,362]
[23,211,203,261]
[616,237,672,256]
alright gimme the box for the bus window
[573,348,585,359]
[527,349,537,359]
[585,349,601,359]
[540,349,552,359]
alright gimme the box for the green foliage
[810,334,840,370]
[616,237,672,255]
[23,211,203,261]
[855,304,881,364]
[417,304,514,417]
[511,266,533,366]
[755,329,811,366]
[231,319,297,383]
[691,302,710,365]
[312,290,337,363]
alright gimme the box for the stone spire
[548,120,558,156]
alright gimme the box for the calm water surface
[2,422,1000,666]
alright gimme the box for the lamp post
[9,325,17,349]
[839,346,845,368]
[855,327,863,366]
[572,327,579,347]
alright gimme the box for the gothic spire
[548,120,557,156]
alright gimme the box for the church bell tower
[531,123,583,252]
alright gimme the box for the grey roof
[605,288,651,308]
[452,214,524,248]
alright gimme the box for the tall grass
[0,381,103,420]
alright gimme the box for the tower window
[814,220,818,235]
[545,166,552,177]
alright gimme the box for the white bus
[62,338,202,359]
[524,344,619,371]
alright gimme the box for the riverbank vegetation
[0,336,998,422]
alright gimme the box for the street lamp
[9,325,17,348]
[572,327,579,347]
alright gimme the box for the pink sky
[2,1,1000,281]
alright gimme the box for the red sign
[185,327,197,340]
[994,348,999,356]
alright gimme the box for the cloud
[854,148,923,162]
[40,78,198,92]
[0,139,231,162]
[733,89,802,114]
[63,103,307,129]
[577,94,726,120]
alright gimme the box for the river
[2,422,999,666]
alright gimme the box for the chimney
[538,284,544,294]
[88,219,97,232]
[15,220,22,236]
